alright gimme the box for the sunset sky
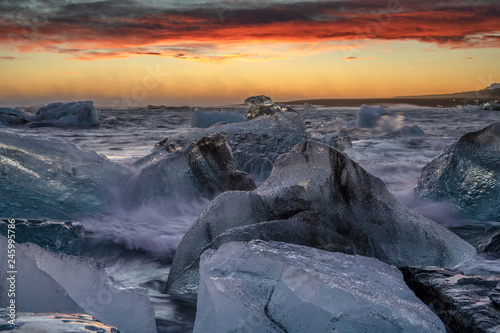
[1,0,499,106]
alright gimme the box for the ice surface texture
[0,219,85,255]
[0,236,157,333]
[194,241,446,333]
[402,267,500,333]
[31,101,100,127]
[191,109,245,128]
[415,122,500,221]
[166,141,475,294]
[0,312,120,332]
[155,111,309,180]
[0,131,130,219]
[129,132,256,201]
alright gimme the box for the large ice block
[194,241,446,333]
[31,101,99,127]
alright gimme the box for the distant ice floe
[195,241,446,333]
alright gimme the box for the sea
[5,104,500,332]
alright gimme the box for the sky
[0,0,499,107]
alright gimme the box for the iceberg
[155,111,308,180]
[165,141,475,294]
[0,131,130,219]
[0,312,120,332]
[481,101,500,111]
[0,108,30,126]
[0,236,157,333]
[191,109,245,128]
[129,133,256,202]
[402,266,500,333]
[31,101,99,127]
[244,95,296,120]
[194,241,446,333]
[415,122,500,221]
[0,219,85,255]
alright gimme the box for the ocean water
[4,104,500,331]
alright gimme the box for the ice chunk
[194,241,446,333]
[31,101,99,127]
[0,131,130,219]
[481,101,500,111]
[129,133,255,202]
[415,122,500,221]
[402,267,500,333]
[356,104,392,128]
[0,236,156,333]
[0,219,85,255]
[244,95,297,120]
[191,109,245,128]
[0,108,30,126]
[165,141,475,294]
[0,312,120,332]
[155,111,308,181]
[386,124,426,137]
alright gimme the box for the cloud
[0,0,499,61]
[0,56,16,60]
[344,57,376,61]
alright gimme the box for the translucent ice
[165,141,475,294]
[194,241,446,333]
[415,122,500,221]
[356,104,393,128]
[0,131,130,219]
[0,219,85,255]
[0,236,157,333]
[31,101,99,127]
[155,111,308,180]
[190,109,245,128]
[481,101,500,111]
[244,95,296,120]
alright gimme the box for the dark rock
[401,266,500,333]
[0,219,85,255]
[477,231,500,257]
[415,122,500,221]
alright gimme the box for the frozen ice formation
[481,101,500,111]
[0,312,120,332]
[129,133,256,201]
[31,101,99,127]
[155,111,308,180]
[0,236,157,333]
[0,107,30,126]
[402,266,500,333]
[356,104,393,128]
[165,141,475,294]
[194,241,446,333]
[191,109,245,128]
[0,131,130,219]
[415,122,500,221]
[477,230,500,257]
[0,219,85,255]
[244,95,296,120]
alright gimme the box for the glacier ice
[194,241,446,333]
[0,236,157,333]
[244,95,296,120]
[31,101,99,127]
[415,122,500,221]
[190,109,245,128]
[0,108,30,126]
[356,104,393,128]
[129,133,256,202]
[481,101,500,111]
[165,140,475,294]
[155,111,308,180]
[0,219,85,255]
[0,312,120,332]
[0,131,130,219]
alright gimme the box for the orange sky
[1,0,499,106]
